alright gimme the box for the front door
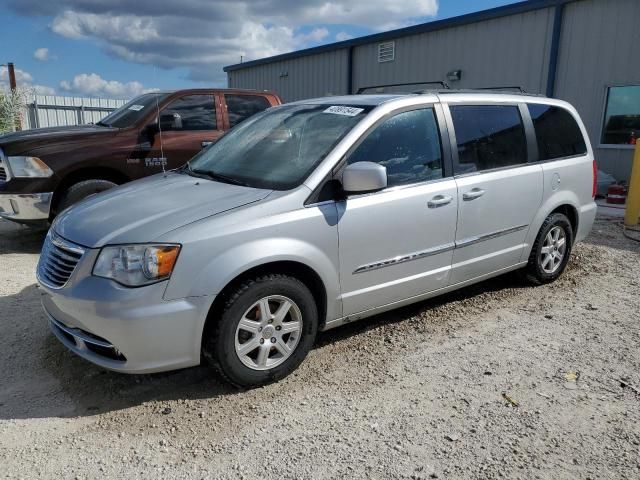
[147,93,223,171]
[337,106,458,317]
[445,103,543,284]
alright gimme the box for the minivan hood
[0,125,118,156]
[54,172,272,248]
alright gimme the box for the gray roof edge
[224,0,573,73]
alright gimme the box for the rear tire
[55,179,117,215]
[524,213,573,285]
[203,274,318,388]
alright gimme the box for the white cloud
[336,31,354,42]
[0,66,56,95]
[12,0,439,83]
[59,73,158,98]
[1,66,33,84]
[31,85,57,95]
[33,48,50,61]
[297,27,329,44]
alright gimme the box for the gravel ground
[0,215,639,480]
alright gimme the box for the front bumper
[38,248,215,373]
[0,192,53,222]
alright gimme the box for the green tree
[0,89,27,134]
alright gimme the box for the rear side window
[347,108,443,187]
[528,104,586,160]
[450,105,527,174]
[161,95,216,131]
[225,94,272,128]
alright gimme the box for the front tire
[55,179,117,216]
[524,213,574,284]
[203,274,318,388]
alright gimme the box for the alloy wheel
[540,226,567,274]
[234,295,303,371]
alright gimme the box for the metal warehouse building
[224,0,640,181]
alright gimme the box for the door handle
[462,188,486,201]
[201,141,214,148]
[428,194,453,208]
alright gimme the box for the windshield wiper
[96,121,111,127]
[189,167,250,187]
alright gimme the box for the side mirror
[342,161,387,194]
[160,112,182,131]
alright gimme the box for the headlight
[6,156,54,178]
[93,244,181,287]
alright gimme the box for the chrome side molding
[353,224,528,274]
[455,224,528,249]
[353,243,455,274]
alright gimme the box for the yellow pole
[625,142,640,226]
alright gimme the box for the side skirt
[321,261,528,331]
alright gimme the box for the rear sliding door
[444,103,543,284]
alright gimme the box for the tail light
[592,160,598,198]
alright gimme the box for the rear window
[450,105,527,174]
[225,94,272,128]
[528,104,587,160]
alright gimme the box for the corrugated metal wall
[554,0,640,181]
[22,95,126,130]
[352,7,554,94]
[228,49,349,103]
[227,0,639,179]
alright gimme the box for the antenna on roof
[153,66,166,177]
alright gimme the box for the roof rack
[414,86,547,97]
[357,81,450,94]
[472,86,527,93]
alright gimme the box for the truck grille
[37,232,85,289]
[0,147,8,182]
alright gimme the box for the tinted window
[601,85,640,145]
[451,105,527,174]
[226,95,272,128]
[347,108,443,187]
[528,104,586,160]
[161,95,216,131]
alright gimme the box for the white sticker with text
[323,106,364,117]
[128,105,145,111]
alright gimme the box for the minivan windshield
[185,104,372,190]
[97,93,170,128]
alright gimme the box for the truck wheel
[56,179,117,215]
[524,213,574,285]
[203,274,318,388]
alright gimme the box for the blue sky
[0,0,517,98]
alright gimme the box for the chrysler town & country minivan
[37,92,597,387]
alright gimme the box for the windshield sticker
[128,105,145,111]
[323,106,364,117]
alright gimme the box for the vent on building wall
[377,41,395,63]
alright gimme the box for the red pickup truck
[0,88,281,224]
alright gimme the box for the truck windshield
[97,93,169,128]
[186,104,372,190]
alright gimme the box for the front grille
[37,232,85,289]
[0,165,6,182]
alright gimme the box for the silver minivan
[37,92,597,387]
